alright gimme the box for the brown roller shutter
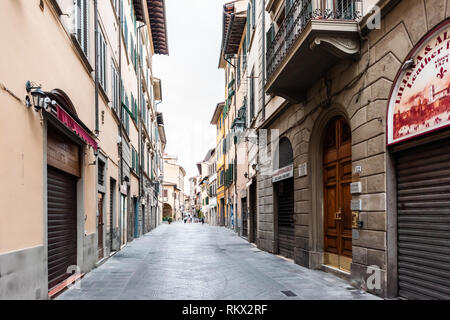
[396,138,450,300]
[277,178,295,259]
[47,166,77,290]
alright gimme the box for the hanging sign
[387,20,450,145]
[272,164,294,183]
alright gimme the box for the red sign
[272,164,294,183]
[388,20,450,145]
[56,105,98,150]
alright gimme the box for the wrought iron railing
[266,0,360,79]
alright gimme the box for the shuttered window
[98,30,107,90]
[249,69,255,122]
[111,63,119,112]
[266,23,275,48]
[124,20,128,52]
[246,4,251,49]
[251,0,256,29]
[98,159,105,186]
[75,0,89,57]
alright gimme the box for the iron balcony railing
[266,0,360,79]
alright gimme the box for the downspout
[94,0,99,135]
[118,3,123,246]
[137,23,147,228]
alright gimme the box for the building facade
[162,155,186,221]
[212,0,450,299]
[0,0,168,299]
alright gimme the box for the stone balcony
[265,0,362,103]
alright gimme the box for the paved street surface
[57,222,379,300]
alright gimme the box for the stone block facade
[253,0,450,298]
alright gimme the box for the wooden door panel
[323,117,352,258]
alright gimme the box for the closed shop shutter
[396,139,450,300]
[47,166,77,290]
[277,178,295,259]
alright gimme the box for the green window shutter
[251,0,256,29]
[267,23,275,47]
[246,4,251,49]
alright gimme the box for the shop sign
[388,20,450,145]
[120,183,128,195]
[272,164,294,183]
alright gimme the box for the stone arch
[273,136,294,170]
[308,104,350,269]
[163,203,173,219]
[46,89,79,119]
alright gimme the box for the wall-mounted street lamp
[25,81,53,112]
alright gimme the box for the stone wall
[254,0,450,298]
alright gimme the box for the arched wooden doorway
[274,137,295,259]
[323,116,352,271]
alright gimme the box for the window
[243,35,247,68]
[111,62,119,111]
[98,159,105,186]
[285,0,293,16]
[124,20,128,53]
[249,69,255,122]
[112,0,120,17]
[266,23,275,48]
[163,190,168,197]
[246,4,251,48]
[98,30,107,90]
[251,0,256,29]
[132,147,139,174]
[237,54,241,87]
[75,0,89,57]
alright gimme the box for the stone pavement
[57,222,380,300]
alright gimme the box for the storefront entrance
[323,117,352,271]
[395,138,450,300]
[242,197,248,238]
[273,137,295,259]
[46,125,80,291]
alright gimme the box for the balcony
[266,0,361,102]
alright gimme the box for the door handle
[335,208,342,221]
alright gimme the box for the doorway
[97,193,104,260]
[323,116,352,271]
[242,197,248,238]
[249,180,257,244]
[109,178,116,252]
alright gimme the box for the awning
[55,105,98,150]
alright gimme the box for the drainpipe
[94,0,99,135]
[118,3,123,247]
[137,23,146,225]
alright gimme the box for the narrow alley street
[57,223,379,300]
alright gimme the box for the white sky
[153,0,226,192]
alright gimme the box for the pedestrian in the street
[201,217,205,225]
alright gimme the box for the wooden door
[323,117,352,258]
[98,193,104,260]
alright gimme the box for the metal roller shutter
[278,178,295,259]
[47,166,77,290]
[396,139,450,300]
